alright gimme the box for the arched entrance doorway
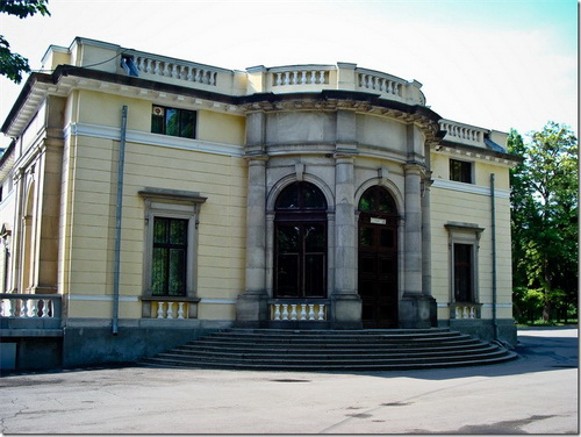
[358,186,399,328]
[273,182,327,298]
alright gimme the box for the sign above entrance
[370,217,387,225]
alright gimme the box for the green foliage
[509,122,578,323]
[0,0,50,84]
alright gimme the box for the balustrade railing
[451,302,481,319]
[271,68,331,87]
[440,120,488,147]
[152,300,189,320]
[0,293,61,319]
[269,301,327,321]
[357,71,403,98]
[129,53,220,87]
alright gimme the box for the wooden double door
[358,214,398,328]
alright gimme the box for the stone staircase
[140,328,517,371]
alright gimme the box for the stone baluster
[0,299,4,317]
[309,71,316,84]
[28,299,37,317]
[318,71,325,84]
[290,304,297,321]
[317,304,325,321]
[300,304,307,321]
[301,71,307,84]
[162,62,170,77]
[273,304,281,320]
[281,304,289,321]
[156,301,165,319]
[308,304,316,320]
[166,302,174,319]
[20,299,28,318]
[178,302,185,319]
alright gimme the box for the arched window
[274,182,327,298]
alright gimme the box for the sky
[0,0,578,149]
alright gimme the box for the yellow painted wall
[430,156,513,322]
[198,110,245,145]
[61,91,248,320]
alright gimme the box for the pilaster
[236,111,269,326]
[331,153,361,328]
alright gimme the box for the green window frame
[151,217,188,296]
[151,105,196,139]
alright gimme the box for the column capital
[403,162,427,176]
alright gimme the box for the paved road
[0,328,577,435]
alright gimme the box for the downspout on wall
[490,173,498,340]
[112,105,128,335]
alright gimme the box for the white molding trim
[67,294,139,302]
[432,178,510,199]
[65,122,245,158]
[437,302,512,308]
[199,298,237,305]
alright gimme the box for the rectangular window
[151,105,196,139]
[450,159,473,183]
[453,243,474,302]
[152,217,188,296]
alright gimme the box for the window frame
[273,182,328,299]
[444,222,484,305]
[139,188,206,317]
[151,217,189,297]
[449,158,474,184]
[151,105,197,139]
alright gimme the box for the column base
[234,291,269,328]
[330,294,363,329]
[399,294,437,329]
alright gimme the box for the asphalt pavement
[0,327,578,435]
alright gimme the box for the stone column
[421,177,437,326]
[235,111,269,327]
[235,158,268,326]
[331,155,362,328]
[399,164,434,328]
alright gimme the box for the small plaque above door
[370,217,387,225]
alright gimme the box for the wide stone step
[142,351,518,371]
[189,337,481,349]
[169,343,496,358]
[177,340,487,354]
[140,328,517,371]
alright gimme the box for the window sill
[141,296,201,303]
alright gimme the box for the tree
[509,122,578,323]
[0,0,50,84]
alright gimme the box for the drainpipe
[490,173,498,340]
[112,105,128,335]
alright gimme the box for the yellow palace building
[0,38,518,370]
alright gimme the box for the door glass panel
[380,229,394,248]
[359,227,373,247]
[276,254,299,297]
[168,248,186,296]
[152,248,167,295]
[305,224,325,251]
[277,225,300,252]
[304,254,325,297]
